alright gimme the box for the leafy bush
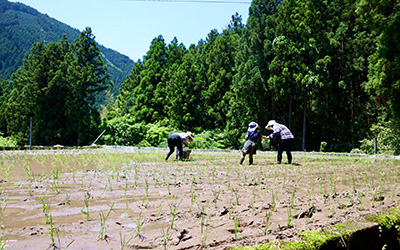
[221,128,246,150]
[0,136,18,147]
[359,120,400,155]
[102,115,146,146]
[190,130,226,149]
[102,117,173,147]
[143,122,171,147]
[320,141,328,152]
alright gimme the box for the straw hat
[248,122,259,132]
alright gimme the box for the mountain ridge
[0,0,134,103]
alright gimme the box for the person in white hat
[265,120,294,164]
[240,122,268,165]
[165,132,194,161]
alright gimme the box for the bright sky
[11,0,251,61]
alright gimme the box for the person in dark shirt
[240,122,268,165]
[165,132,194,161]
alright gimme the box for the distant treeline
[1,0,399,154]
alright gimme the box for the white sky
[11,0,250,61]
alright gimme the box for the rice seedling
[40,195,51,224]
[211,187,222,208]
[134,211,146,240]
[226,164,231,178]
[391,186,400,203]
[327,197,338,218]
[134,165,139,188]
[251,183,257,197]
[160,226,172,250]
[286,183,298,228]
[23,157,34,181]
[317,178,324,194]
[262,200,275,236]
[212,166,217,180]
[227,177,231,190]
[344,193,352,215]
[0,199,7,227]
[52,165,61,182]
[141,194,148,207]
[144,175,150,197]
[165,180,171,195]
[190,189,198,212]
[198,201,212,249]
[182,169,187,183]
[27,182,34,197]
[0,160,10,181]
[158,201,164,216]
[232,188,240,205]
[106,176,113,191]
[63,190,71,204]
[282,175,287,190]
[0,226,12,250]
[168,199,181,230]
[234,165,241,178]
[119,231,134,250]
[98,202,115,241]
[81,191,91,221]
[46,215,60,249]
[329,175,336,194]
[51,179,60,195]
[233,214,240,241]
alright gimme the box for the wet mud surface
[0,148,399,249]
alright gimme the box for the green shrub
[102,114,146,146]
[0,136,18,147]
[359,120,400,155]
[144,122,171,147]
[320,141,328,152]
[190,130,225,149]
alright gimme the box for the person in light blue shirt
[265,120,294,164]
[240,122,268,165]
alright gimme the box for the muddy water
[0,148,399,249]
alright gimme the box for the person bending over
[265,120,294,164]
[165,132,194,161]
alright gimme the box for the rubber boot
[240,156,245,164]
[249,158,253,165]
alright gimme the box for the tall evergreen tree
[358,0,400,119]
[226,0,280,149]
[130,35,167,123]
[3,39,70,145]
[166,46,203,131]
[113,60,145,118]
[67,27,112,145]
[1,29,112,146]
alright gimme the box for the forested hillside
[0,0,134,105]
[1,0,399,154]
[102,0,400,154]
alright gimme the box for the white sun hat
[248,122,259,132]
[266,120,277,129]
